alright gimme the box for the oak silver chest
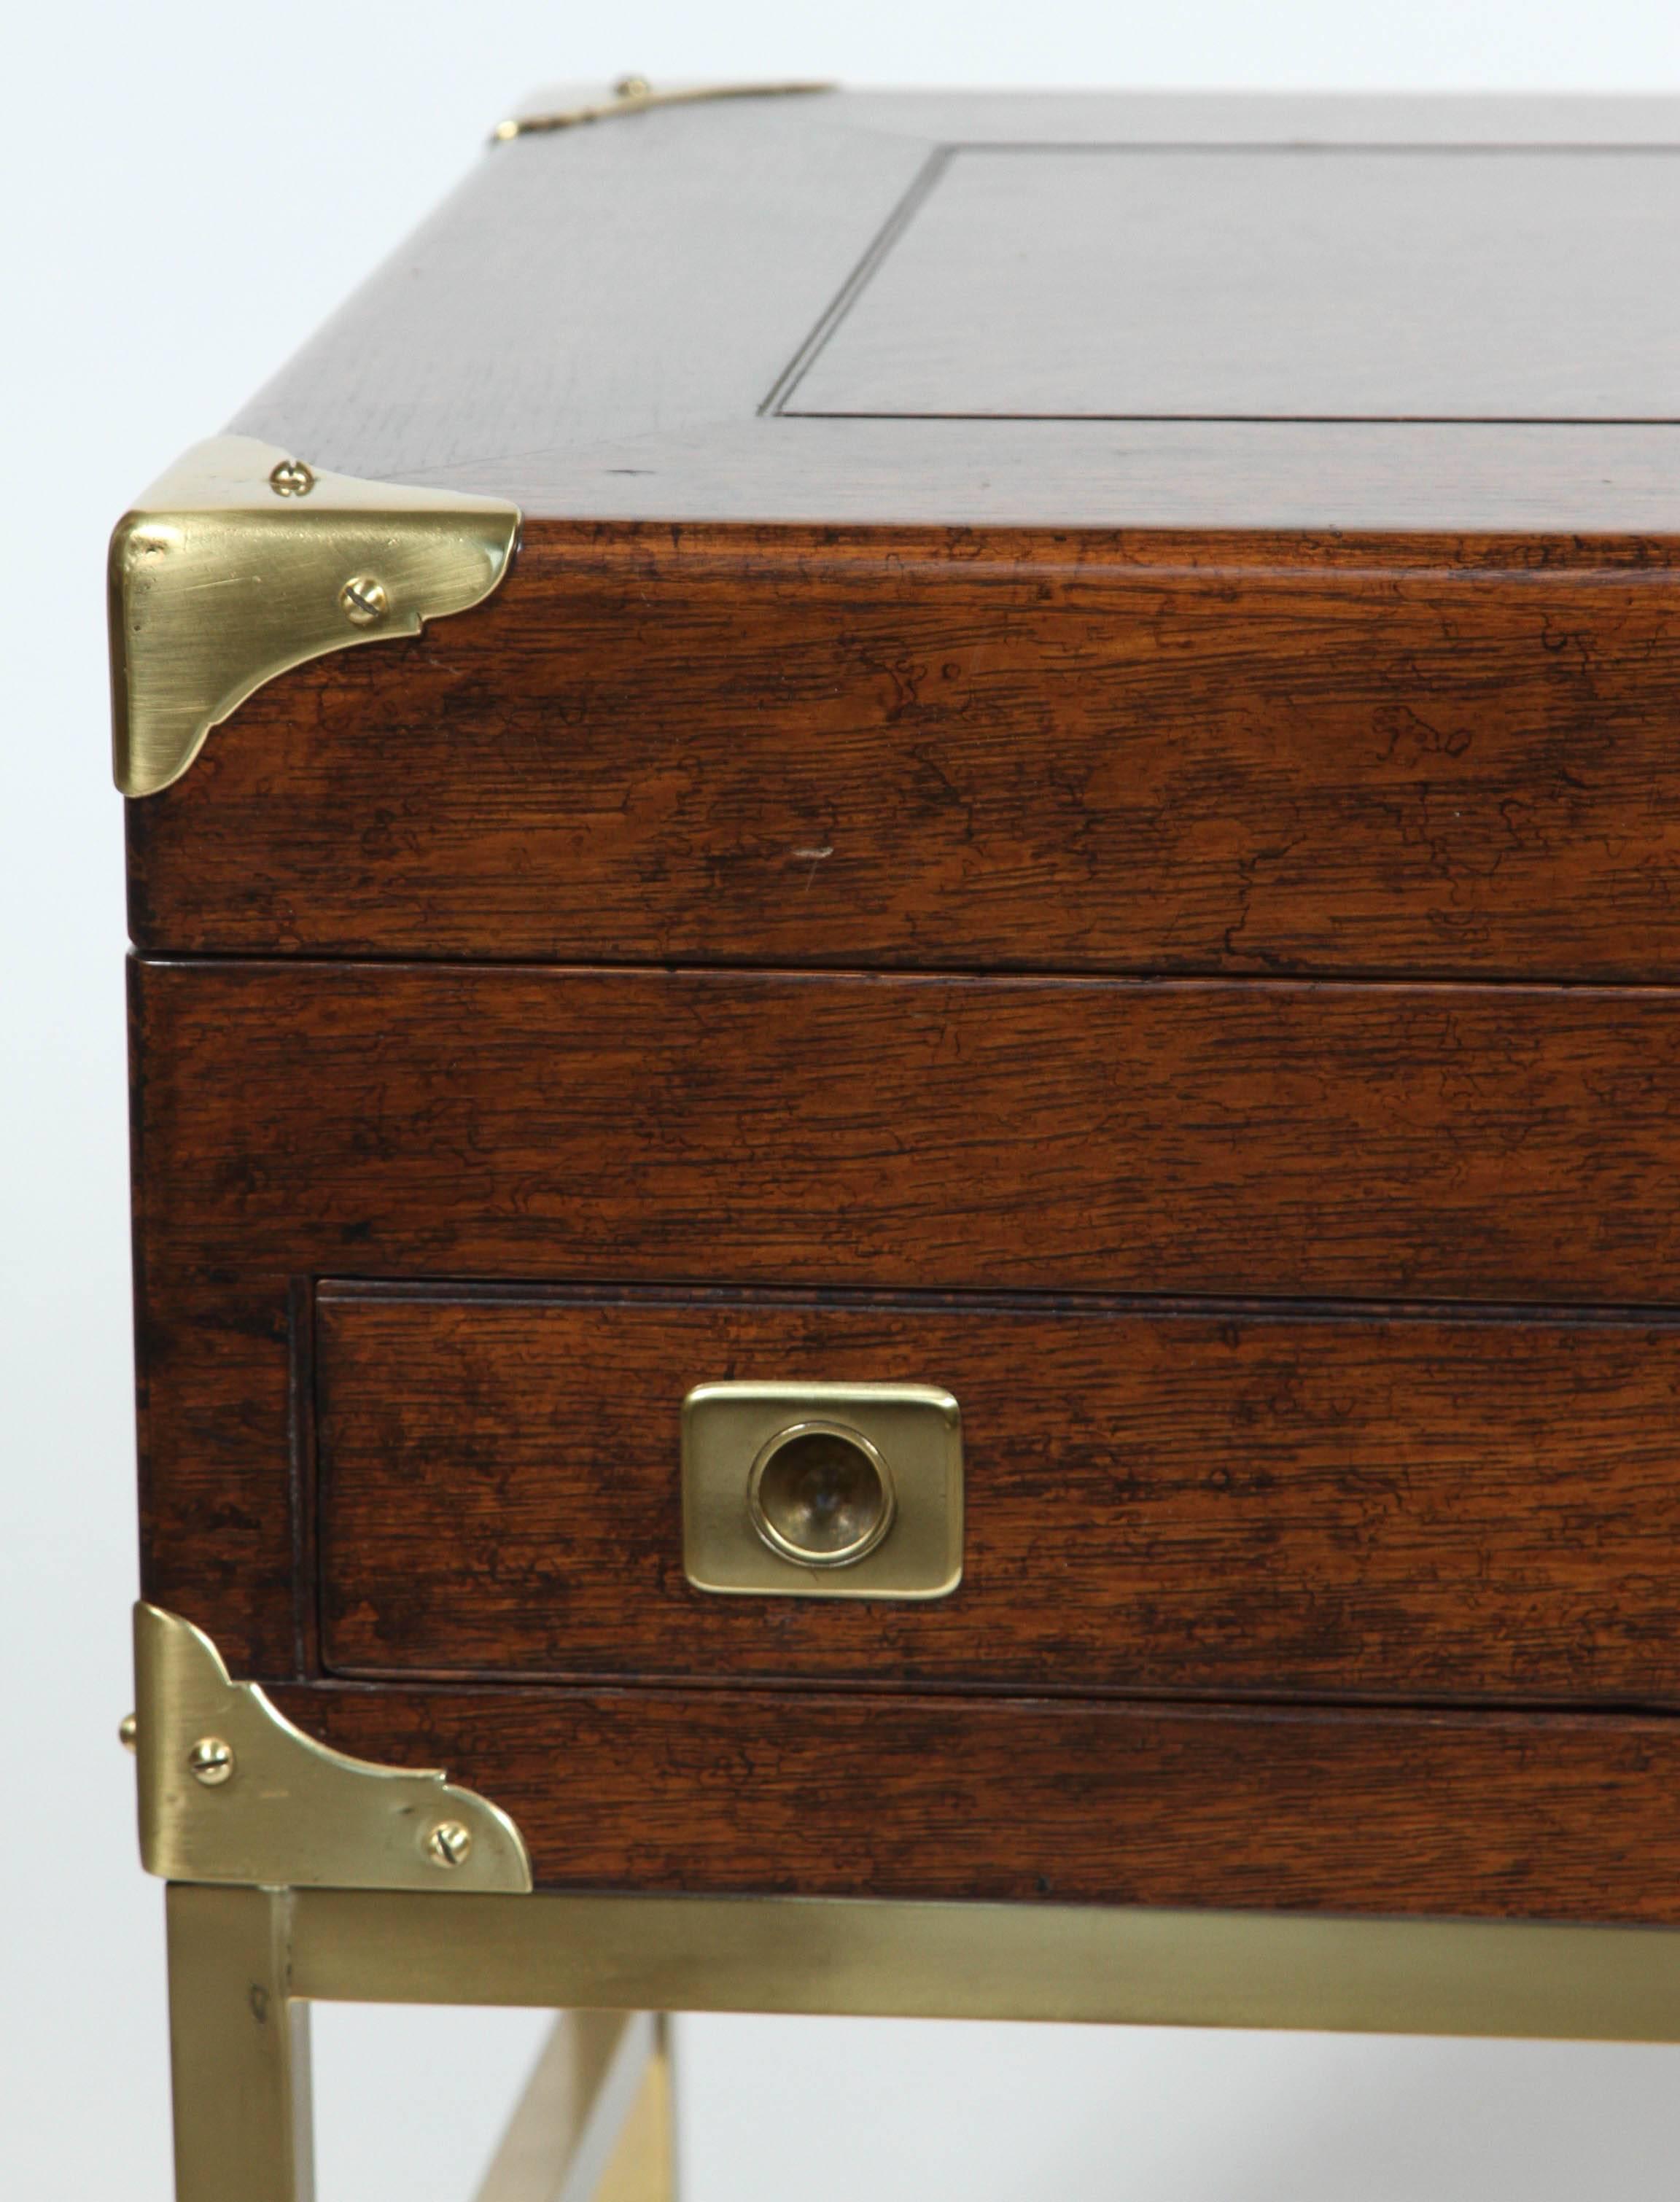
[115,84,1680,2200]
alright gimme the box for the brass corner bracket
[109,435,521,798]
[493,77,834,139]
[129,1603,532,1893]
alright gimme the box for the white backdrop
[10,4,1680,2195]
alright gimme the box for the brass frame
[141,1600,1680,2195]
[164,1878,1680,2199]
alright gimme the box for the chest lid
[118,87,1680,979]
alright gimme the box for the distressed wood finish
[127,528,1680,976]
[268,1681,1680,1923]
[133,954,1680,1678]
[132,959,1680,1300]
[316,1285,1680,1705]
[125,93,1680,1925]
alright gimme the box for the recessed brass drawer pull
[682,1382,962,1600]
[748,1420,897,1566]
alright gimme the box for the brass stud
[424,1819,474,1869]
[119,1712,138,1753]
[268,457,315,498]
[187,1736,236,1787]
[615,74,652,99]
[338,574,389,627]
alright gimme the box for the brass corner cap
[109,435,521,798]
[131,1603,532,1893]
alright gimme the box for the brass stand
[474,2010,672,2202]
[164,1880,1680,2201]
[166,1887,676,2202]
[142,1611,1680,2197]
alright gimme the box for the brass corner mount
[493,77,835,139]
[109,435,521,798]
[129,1602,532,1893]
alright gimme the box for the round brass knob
[747,1422,895,1568]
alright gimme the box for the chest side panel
[126,531,1680,978]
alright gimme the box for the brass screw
[187,1736,235,1787]
[268,457,315,498]
[118,1713,138,1753]
[338,574,389,627]
[615,74,651,98]
[424,1819,473,1869]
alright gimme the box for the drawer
[132,954,1680,1681]
[316,1283,1680,1705]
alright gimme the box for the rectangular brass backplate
[682,1381,962,1600]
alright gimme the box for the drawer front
[133,956,1680,1682]
[317,1285,1680,1704]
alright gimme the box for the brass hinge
[109,435,521,798]
[126,1603,532,1892]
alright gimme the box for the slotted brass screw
[424,1820,473,1869]
[268,457,315,497]
[339,574,389,626]
[187,1736,235,1787]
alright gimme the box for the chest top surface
[230,87,1680,533]
[126,87,1680,970]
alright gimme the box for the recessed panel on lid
[779,146,1680,421]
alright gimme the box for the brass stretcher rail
[166,1880,1680,2202]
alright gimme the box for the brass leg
[166,1884,314,2202]
[166,1883,675,2202]
[474,2009,669,2202]
[592,2017,675,2202]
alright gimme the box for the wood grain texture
[127,528,1680,975]
[316,1285,1680,1706]
[132,959,1680,1302]
[128,89,1680,1921]
[267,1680,1680,1923]
[131,85,1680,1920]
[133,954,1680,1674]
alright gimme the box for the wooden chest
[119,87,1680,1934]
